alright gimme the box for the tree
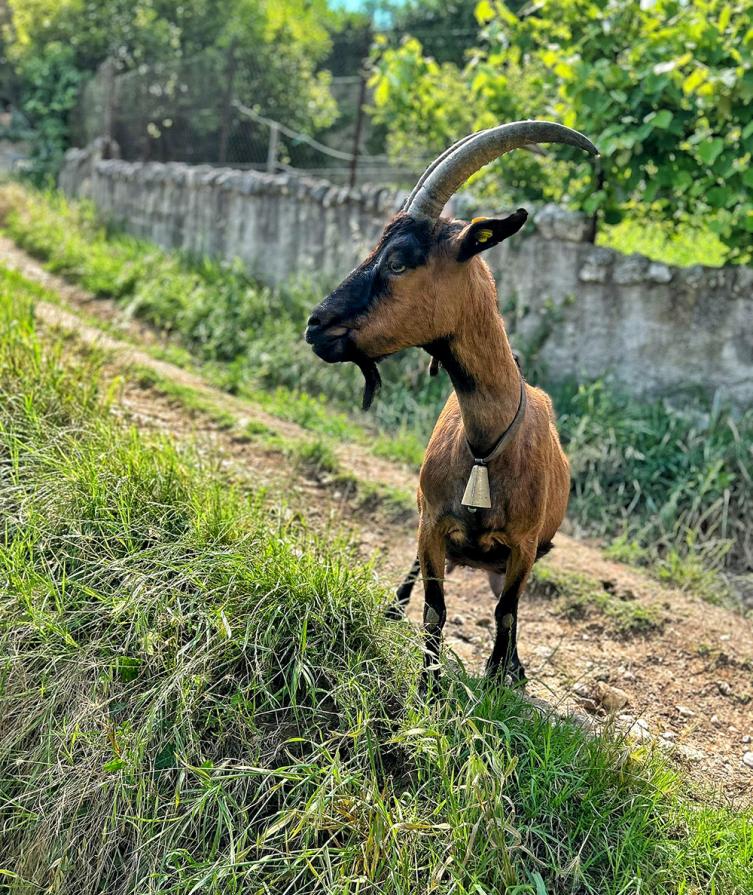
[369,26,569,204]
[3,0,340,178]
[371,0,753,260]
[384,0,486,66]
[496,0,753,259]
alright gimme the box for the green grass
[0,229,752,895]
[127,363,413,519]
[530,565,665,637]
[598,216,729,268]
[557,379,752,579]
[292,437,342,476]
[2,184,753,588]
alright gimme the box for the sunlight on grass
[598,217,729,268]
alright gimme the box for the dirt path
[2,235,752,805]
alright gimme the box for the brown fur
[307,213,570,689]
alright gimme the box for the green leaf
[475,0,495,24]
[373,78,390,107]
[116,656,141,682]
[696,138,724,165]
[683,68,708,95]
[103,758,125,773]
[651,110,673,129]
[706,186,731,208]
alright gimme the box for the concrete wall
[60,141,753,407]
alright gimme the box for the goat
[305,121,598,690]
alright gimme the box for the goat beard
[353,351,382,411]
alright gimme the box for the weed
[373,427,425,467]
[292,437,341,475]
[243,419,273,437]
[355,479,416,522]
[656,548,729,604]
[531,564,665,637]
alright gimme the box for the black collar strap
[465,374,527,466]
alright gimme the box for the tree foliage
[371,0,753,260]
[3,0,340,180]
[12,43,84,185]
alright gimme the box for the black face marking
[421,337,476,394]
[305,214,462,411]
[308,214,461,332]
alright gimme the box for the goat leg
[418,529,447,696]
[485,544,535,684]
[386,555,420,619]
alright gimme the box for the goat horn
[406,121,599,221]
[401,130,489,211]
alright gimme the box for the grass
[0,227,752,895]
[557,379,753,582]
[1,183,752,590]
[530,565,665,637]
[127,362,415,519]
[292,437,342,476]
[598,216,729,268]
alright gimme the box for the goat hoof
[419,668,441,701]
[509,662,527,685]
[385,603,405,620]
[485,660,527,687]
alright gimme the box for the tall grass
[2,185,752,580]
[0,254,752,894]
[557,379,753,575]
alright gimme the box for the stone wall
[60,142,753,407]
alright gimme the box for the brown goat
[305,122,598,689]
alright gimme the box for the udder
[445,527,512,573]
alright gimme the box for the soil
[2,235,751,807]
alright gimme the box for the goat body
[396,264,569,682]
[305,121,597,691]
[307,212,570,686]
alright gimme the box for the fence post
[349,70,368,188]
[102,58,116,156]
[266,123,280,172]
[218,39,238,164]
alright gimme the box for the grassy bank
[1,184,752,587]
[1,261,752,894]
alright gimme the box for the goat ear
[455,208,528,262]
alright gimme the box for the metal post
[266,123,280,172]
[349,70,367,188]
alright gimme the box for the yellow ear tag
[476,228,493,243]
[471,216,488,224]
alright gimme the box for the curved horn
[406,120,599,220]
[401,130,489,211]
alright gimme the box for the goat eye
[388,259,407,274]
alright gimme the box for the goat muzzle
[304,321,382,411]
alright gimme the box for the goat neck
[429,260,522,457]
